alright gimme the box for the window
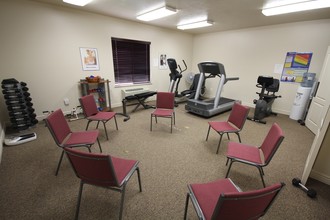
[111,37,151,85]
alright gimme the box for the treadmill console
[198,62,226,77]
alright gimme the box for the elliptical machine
[168,58,187,97]
[248,76,281,124]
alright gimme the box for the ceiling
[32,0,330,34]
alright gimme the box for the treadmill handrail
[225,77,239,83]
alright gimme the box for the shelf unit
[79,79,111,111]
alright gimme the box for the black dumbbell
[292,178,317,198]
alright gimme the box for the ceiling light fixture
[262,0,330,16]
[63,0,93,7]
[137,6,177,21]
[177,20,213,30]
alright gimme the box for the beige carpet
[1,103,330,220]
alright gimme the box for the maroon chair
[226,123,284,187]
[184,178,285,220]
[206,102,250,154]
[150,92,175,133]
[79,94,118,140]
[45,109,102,176]
[64,147,142,220]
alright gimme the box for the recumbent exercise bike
[248,76,281,124]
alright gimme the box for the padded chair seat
[190,179,239,220]
[152,108,174,117]
[227,142,263,164]
[208,121,238,132]
[87,111,116,121]
[64,130,100,146]
[112,156,139,185]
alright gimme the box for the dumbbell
[292,178,317,198]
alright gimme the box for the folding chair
[64,147,142,220]
[45,109,102,176]
[150,92,175,133]
[184,178,285,220]
[79,94,118,140]
[206,102,250,154]
[225,123,284,187]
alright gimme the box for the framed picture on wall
[80,47,100,71]
[159,53,168,70]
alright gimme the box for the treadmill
[185,62,239,117]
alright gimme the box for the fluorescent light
[177,20,213,30]
[63,0,93,6]
[262,0,330,16]
[137,6,177,21]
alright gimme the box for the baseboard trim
[310,170,330,185]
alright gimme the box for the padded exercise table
[121,91,157,121]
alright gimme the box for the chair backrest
[156,92,175,109]
[228,102,250,130]
[79,94,99,117]
[260,123,284,165]
[45,109,71,146]
[212,182,285,220]
[64,147,119,187]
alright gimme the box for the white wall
[192,20,330,114]
[0,0,193,122]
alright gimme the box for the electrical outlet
[64,98,69,105]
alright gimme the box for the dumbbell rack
[2,78,38,131]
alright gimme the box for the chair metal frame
[225,123,284,187]
[45,109,102,176]
[79,94,118,140]
[184,178,285,220]
[64,147,142,220]
[206,102,250,154]
[150,92,176,133]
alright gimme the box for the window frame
[111,37,151,86]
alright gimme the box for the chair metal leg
[86,121,92,130]
[96,121,100,129]
[184,193,190,220]
[55,150,65,176]
[237,133,242,143]
[97,138,102,153]
[114,115,118,130]
[226,133,230,140]
[102,121,109,140]
[258,167,266,188]
[136,167,142,192]
[75,181,84,220]
[119,184,127,220]
[173,112,175,125]
[150,115,153,131]
[225,160,234,178]
[171,117,173,133]
[206,125,211,141]
[225,158,229,166]
[216,134,224,154]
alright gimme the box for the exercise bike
[248,76,281,124]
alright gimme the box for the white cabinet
[306,46,330,134]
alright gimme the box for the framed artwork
[159,53,168,70]
[281,52,313,83]
[80,47,99,71]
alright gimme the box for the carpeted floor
[0,103,330,220]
